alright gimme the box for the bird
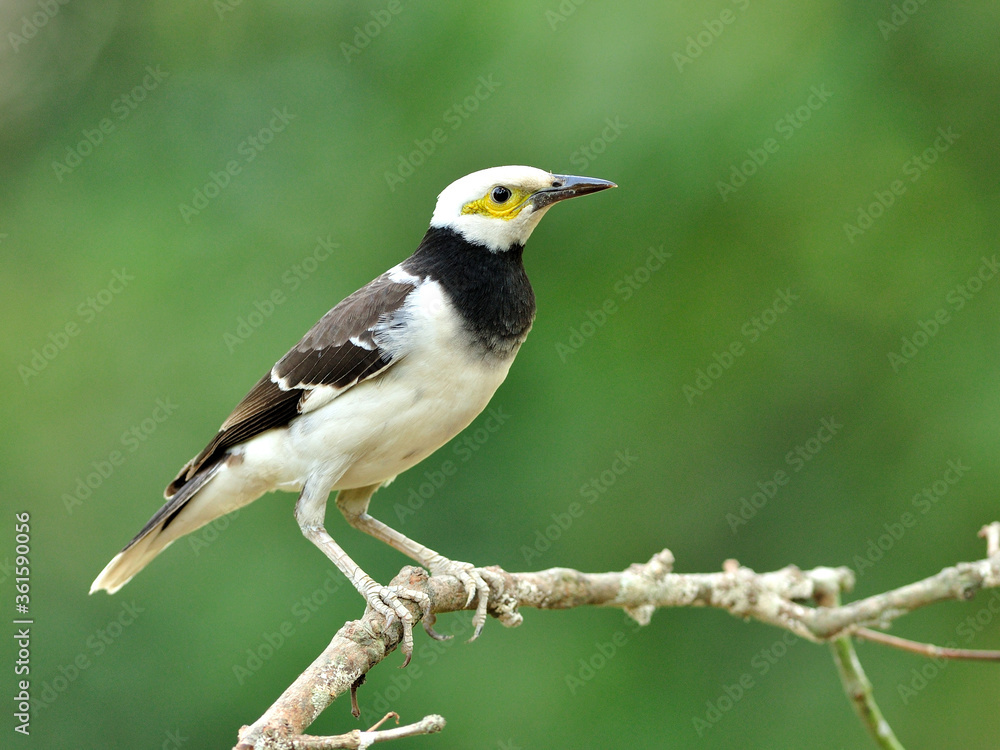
[90,165,616,662]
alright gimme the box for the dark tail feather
[90,462,222,594]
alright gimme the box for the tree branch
[235,523,1000,750]
[288,713,445,749]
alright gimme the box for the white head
[430,165,616,252]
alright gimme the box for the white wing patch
[388,264,423,285]
[349,335,375,351]
[272,368,297,391]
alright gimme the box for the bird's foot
[426,558,500,642]
[359,581,433,667]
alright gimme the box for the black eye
[491,186,511,203]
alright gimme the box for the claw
[361,584,434,667]
[458,572,477,608]
[422,613,452,641]
[427,559,495,643]
[471,620,485,642]
[468,573,491,643]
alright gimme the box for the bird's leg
[294,484,432,666]
[336,486,495,641]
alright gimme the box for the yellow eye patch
[461,187,532,220]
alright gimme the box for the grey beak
[530,174,617,210]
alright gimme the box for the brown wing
[165,270,418,497]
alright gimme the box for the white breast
[244,281,517,493]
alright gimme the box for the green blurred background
[2,1,999,748]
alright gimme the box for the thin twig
[287,714,445,750]
[366,713,398,732]
[817,589,904,750]
[855,627,1000,661]
[979,522,1000,558]
[829,635,905,750]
